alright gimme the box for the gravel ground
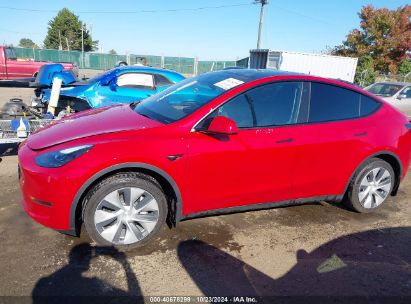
[0,86,410,302]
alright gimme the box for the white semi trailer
[243,49,358,83]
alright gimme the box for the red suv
[18,70,411,248]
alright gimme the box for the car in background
[18,69,411,248]
[0,46,77,80]
[35,66,185,116]
[365,82,411,119]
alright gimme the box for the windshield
[365,83,403,97]
[81,68,116,84]
[133,73,243,123]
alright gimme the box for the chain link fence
[14,47,236,76]
[375,72,411,83]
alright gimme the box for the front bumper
[18,143,82,231]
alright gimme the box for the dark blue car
[37,65,185,114]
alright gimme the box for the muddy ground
[0,86,410,302]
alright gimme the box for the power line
[0,3,253,14]
[270,4,342,28]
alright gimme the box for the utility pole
[81,22,85,68]
[58,30,62,50]
[255,0,268,49]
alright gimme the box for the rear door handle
[353,132,368,137]
[276,138,293,144]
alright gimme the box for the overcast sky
[0,0,408,60]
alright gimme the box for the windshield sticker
[214,78,244,90]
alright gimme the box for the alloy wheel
[358,167,392,209]
[94,187,159,245]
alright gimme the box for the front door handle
[276,138,293,144]
[353,132,368,137]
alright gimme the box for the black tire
[83,172,167,249]
[344,158,395,213]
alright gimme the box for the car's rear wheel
[83,173,167,249]
[344,158,394,213]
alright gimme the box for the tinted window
[360,95,380,116]
[217,95,254,128]
[247,82,303,126]
[154,74,173,87]
[309,83,360,123]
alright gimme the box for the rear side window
[360,95,380,116]
[309,82,360,123]
[154,74,173,87]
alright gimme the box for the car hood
[42,84,90,101]
[27,104,163,150]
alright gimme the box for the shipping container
[245,49,358,82]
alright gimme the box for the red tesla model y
[18,69,411,248]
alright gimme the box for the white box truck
[244,49,358,83]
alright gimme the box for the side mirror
[397,94,407,100]
[205,116,238,135]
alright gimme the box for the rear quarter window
[360,95,380,116]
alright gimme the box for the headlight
[35,145,93,168]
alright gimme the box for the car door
[185,81,307,214]
[291,82,382,199]
[395,86,411,118]
[96,72,157,106]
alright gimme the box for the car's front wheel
[344,158,395,213]
[83,173,167,249]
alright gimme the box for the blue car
[35,65,185,115]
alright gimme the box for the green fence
[14,47,236,75]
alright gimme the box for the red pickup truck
[0,46,77,80]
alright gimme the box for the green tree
[109,49,117,55]
[354,56,376,87]
[43,8,98,51]
[18,38,38,49]
[332,5,410,74]
[398,60,411,75]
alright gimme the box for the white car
[365,82,411,119]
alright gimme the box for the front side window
[217,94,254,128]
[199,82,303,129]
[400,87,411,98]
[309,83,360,123]
[247,82,303,127]
[116,73,154,89]
[5,48,17,60]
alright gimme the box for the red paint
[18,74,411,231]
[207,116,238,135]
